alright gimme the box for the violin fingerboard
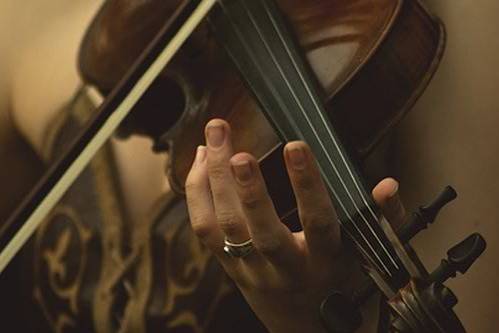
[209,0,411,291]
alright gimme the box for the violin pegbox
[389,187,486,332]
[389,233,486,333]
[321,186,486,333]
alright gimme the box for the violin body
[77,0,469,332]
[80,0,445,188]
[0,0,485,332]
[158,0,445,203]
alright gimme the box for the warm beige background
[0,0,497,331]
[395,1,499,331]
[0,0,102,220]
[0,0,168,224]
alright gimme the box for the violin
[0,0,486,332]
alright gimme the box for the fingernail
[195,146,207,164]
[232,160,253,184]
[207,124,225,148]
[288,146,306,170]
[387,179,399,198]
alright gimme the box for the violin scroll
[389,233,486,332]
[389,280,462,332]
[320,188,486,333]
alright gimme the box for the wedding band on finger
[223,237,255,258]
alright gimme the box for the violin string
[235,1,390,272]
[257,0,399,271]
[218,0,387,275]
[244,0,398,273]
[216,0,384,275]
[260,0,401,269]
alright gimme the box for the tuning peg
[429,233,486,285]
[421,186,457,220]
[345,186,459,304]
[399,186,457,243]
[319,187,476,333]
[388,235,486,331]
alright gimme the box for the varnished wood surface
[0,1,497,331]
[78,1,444,195]
[167,0,445,193]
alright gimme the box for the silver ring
[223,237,255,258]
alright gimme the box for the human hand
[185,119,406,333]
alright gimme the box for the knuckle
[208,162,227,180]
[240,196,263,211]
[210,185,231,201]
[239,184,265,210]
[185,168,202,191]
[254,236,282,256]
[185,178,200,193]
[217,211,242,235]
[301,207,335,234]
[294,171,316,191]
[190,215,213,239]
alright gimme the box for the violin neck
[209,0,408,288]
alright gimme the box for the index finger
[205,119,251,243]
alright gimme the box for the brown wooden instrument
[80,0,446,189]
[1,0,486,332]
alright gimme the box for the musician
[0,2,402,330]
[0,0,495,331]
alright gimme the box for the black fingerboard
[209,0,407,285]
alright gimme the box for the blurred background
[0,0,497,331]
[395,1,499,330]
